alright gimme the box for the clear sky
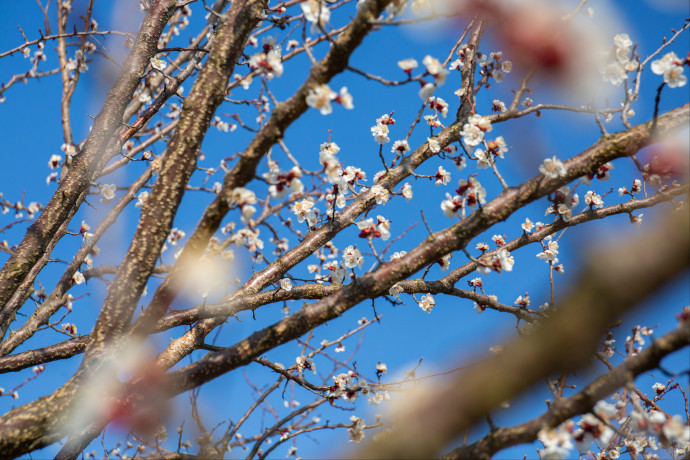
[0,0,688,458]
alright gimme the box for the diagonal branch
[0,0,266,456]
[0,0,179,337]
[440,324,690,460]
[153,104,688,404]
[357,209,689,458]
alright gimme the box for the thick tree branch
[358,208,689,458]
[151,104,688,407]
[0,0,179,337]
[441,324,690,460]
[0,0,265,455]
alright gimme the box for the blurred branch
[357,206,689,458]
[441,323,690,459]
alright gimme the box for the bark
[0,0,265,455]
[0,0,179,338]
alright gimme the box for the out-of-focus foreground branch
[356,205,689,458]
[440,323,690,460]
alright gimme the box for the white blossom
[401,182,413,200]
[418,293,436,313]
[651,52,687,88]
[100,184,117,201]
[150,57,167,71]
[342,245,364,269]
[72,271,85,285]
[301,0,330,31]
[280,279,293,291]
[306,84,336,115]
[134,190,149,208]
[539,156,567,179]
[389,283,404,300]
[370,184,389,204]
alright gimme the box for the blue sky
[0,0,688,458]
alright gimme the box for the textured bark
[87,0,266,350]
[132,0,395,358]
[156,104,690,403]
[0,0,265,455]
[0,0,179,337]
[134,0,394,340]
[0,336,89,374]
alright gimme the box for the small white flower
[633,213,643,227]
[301,0,330,31]
[398,58,418,72]
[538,427,574,460]
[435,166,451,186]
[613,33,632,52]
[292,199,318,226]
[422,55,449,85]
[496,249,514,272]
[342,245,364,269]
[389,283,404,300]
[150,57,167,71]
[441,193,462,218]
[72,271,85,285]
[651,52,687,88]
[522,218,534,233]
[370,184,389,204]
[295,355,316,374]
[306,84,336,115]
[537,238,559,262]
[419,82,435,101]
[401,182,413,200]
[539,156,567,179]
[48,154,62,170]
[584,190,604,208]
[61,323,78,336]
[338,86,354,109]
[418,293,436,313]
[427,137,441,153]
[280,278,293,291]
[135,191,149,208]
[460,123,483,147]
[371,123,390,144]
[390,251,407,261]
[100,184,117,201]
[492,99,506,112]
[475,149,491,169]
[391,139,410,155]
[601,62,628,86]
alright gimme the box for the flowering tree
[0,0,688,458]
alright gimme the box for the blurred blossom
[60,342,166,440]
[642,0,689,12]
[181,255,236,301]
[453,0,625,100]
